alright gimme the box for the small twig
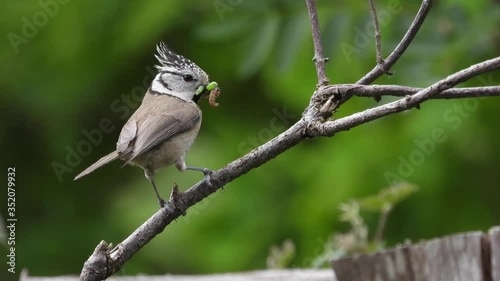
[169,183,186,216]
[368,0,384,65]
[305,0,330,86]
[374,206,391,244]
[323,85,500,99]
[357,0,433,85]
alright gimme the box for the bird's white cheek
[151,78,170,94]
[150,74,195,101]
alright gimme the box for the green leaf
[266,239,295,269]
[357,182,419,212]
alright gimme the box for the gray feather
[74,151,120,180]
[125,109,200,164]
[137,115,195,155]
[117,119,137,153]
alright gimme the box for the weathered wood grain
[491,226,500,281]
[20,269,335,281]
[332,247,413,281]
[410,232,483,281]
[332,227,500,281]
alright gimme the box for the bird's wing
[116,119,137,153]
[126,106,201,162]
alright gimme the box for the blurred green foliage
[311,182,418,268]
[266,239,296,269]
[1,0,499,278]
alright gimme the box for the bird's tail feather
[74,151,120,180]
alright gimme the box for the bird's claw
[202,169,214,186]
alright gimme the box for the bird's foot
[186,166,214,186]
[185,165,217,188]
[202,169,214,187]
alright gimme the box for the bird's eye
[183,75,194,82]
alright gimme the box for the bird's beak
[195,85,205,96]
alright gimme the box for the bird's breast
[134,122,201,172]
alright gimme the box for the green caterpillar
[206,81,218,91]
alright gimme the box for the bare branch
[309,57,500,137]
[305,0,330,86]
[368,0,384,65]
[326,85,500,99]
[357,0,433,85]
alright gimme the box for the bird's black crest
[155,41,199,72]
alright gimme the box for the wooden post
[332,226,500,281]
